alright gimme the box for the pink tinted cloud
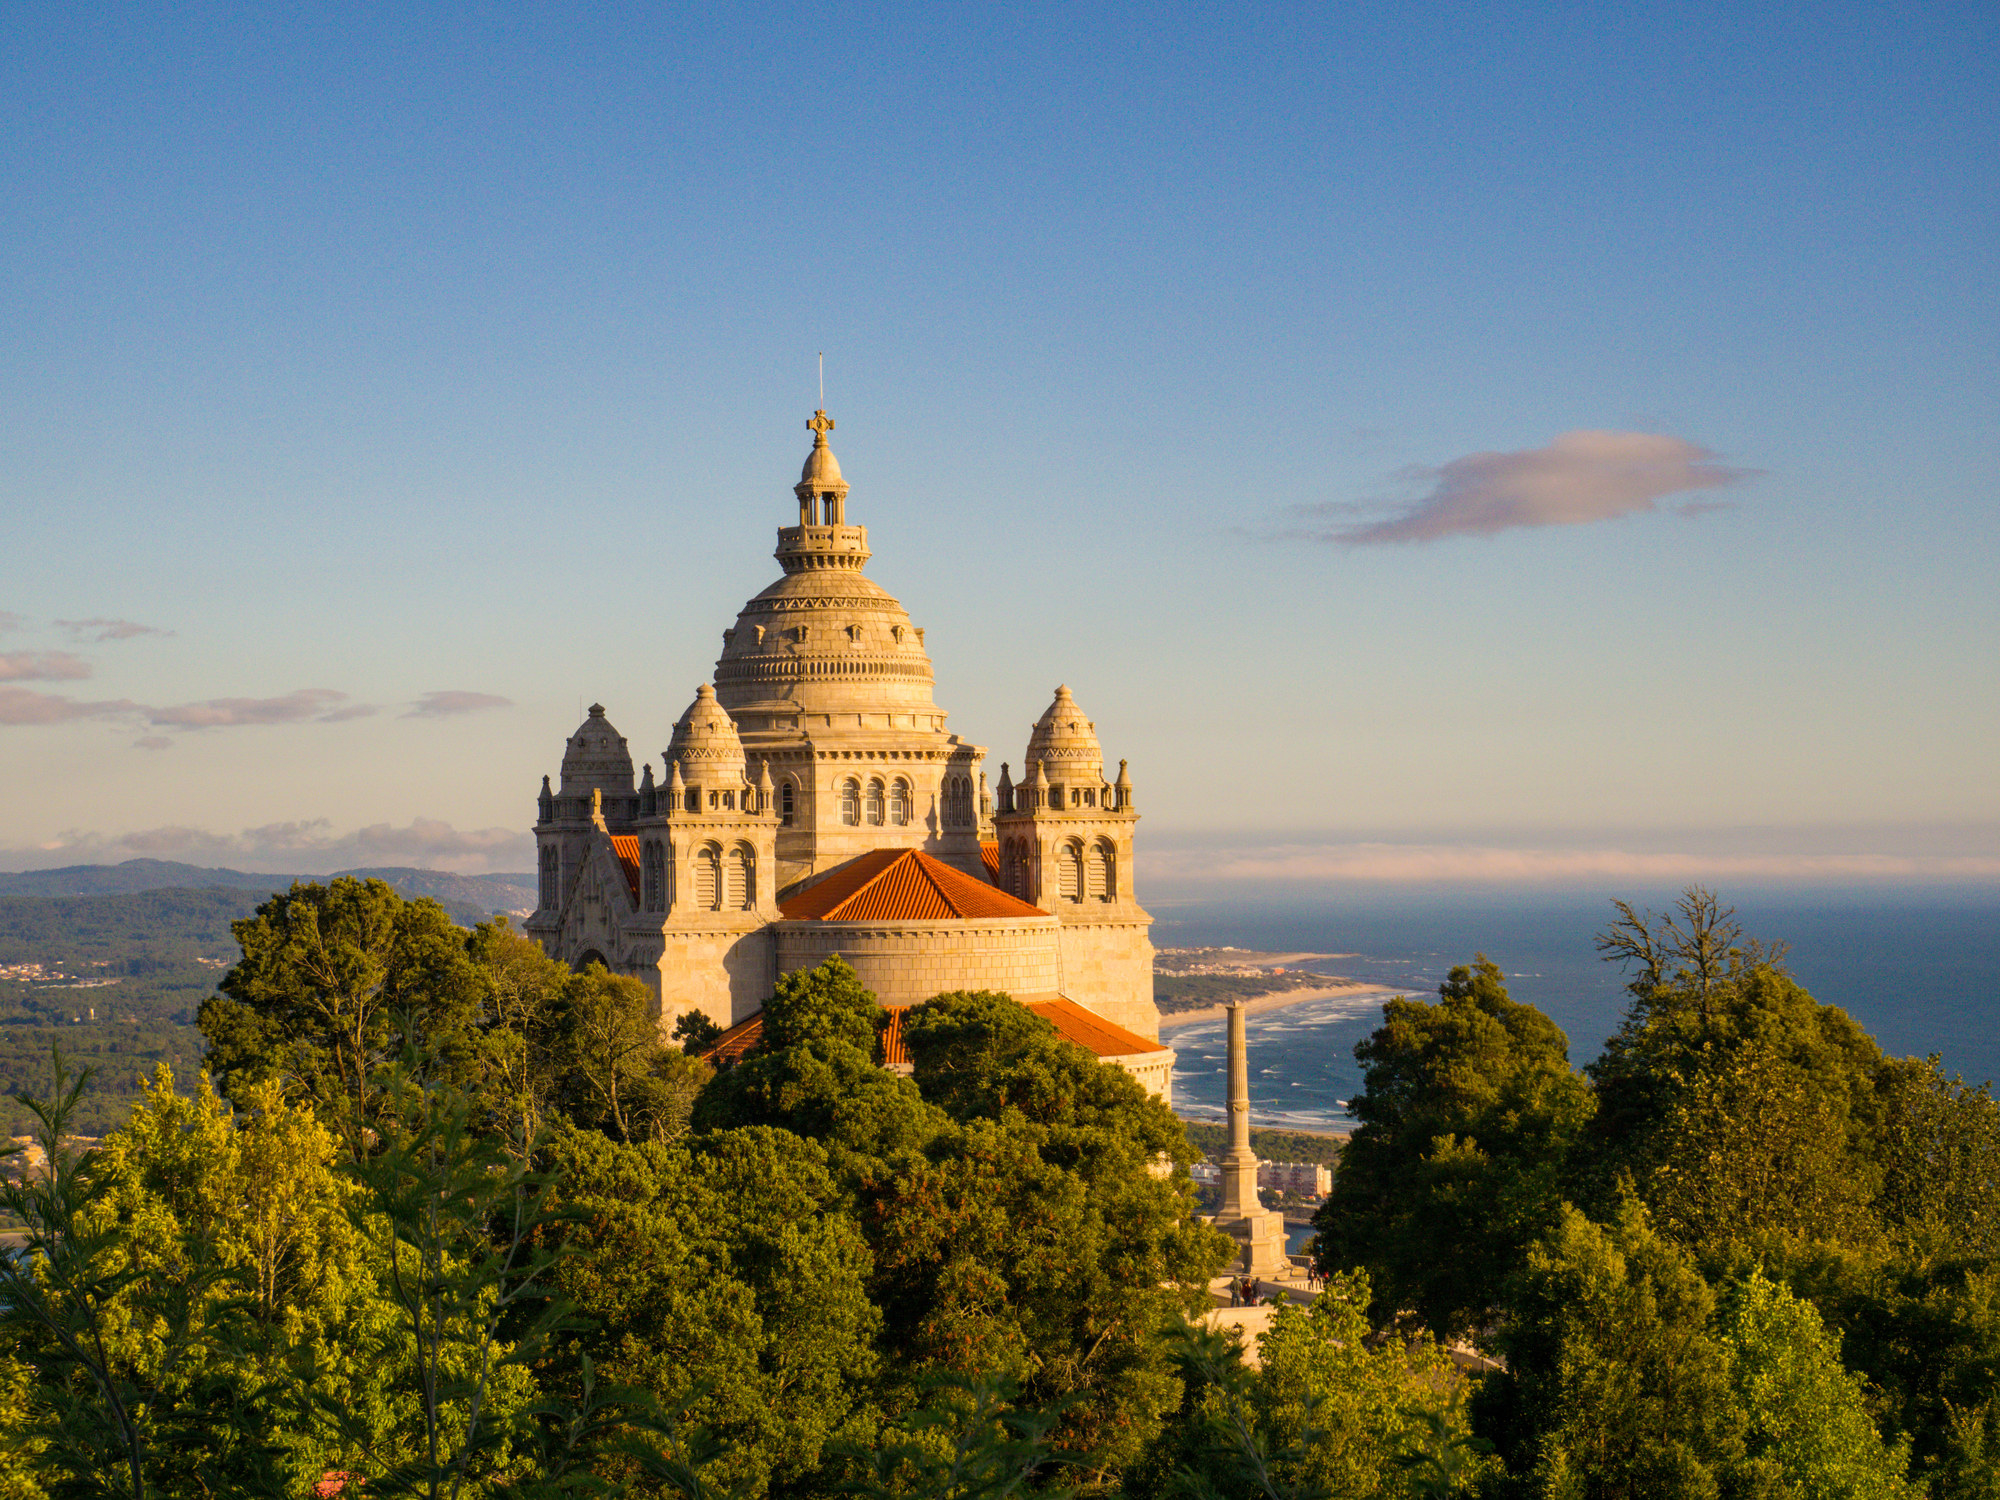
[133,736,173,751]
[1301,431,1762,545]
[0,612,24,634]
[404,690,514,719]
[0,652,92,682]
[54,617,172,642]
[0,687,140,725]
[147,689,363,728]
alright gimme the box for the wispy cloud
[3,818,534,875]
[133,736,173,751]
[1280,431,1762,545]
[0,652,92,682]
[0,687,142,726]
[1146,840,2000,886]
[147,689,366,728]
[54,618,173,642]
[405,690,514,719]
[0,612,24,634]
[0,684,376,735]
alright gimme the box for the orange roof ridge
[779,848,1046,922]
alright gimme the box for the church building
[525,409,1173,1097]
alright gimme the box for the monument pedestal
[1205,1208,1291,1277]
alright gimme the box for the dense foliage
[1313,887,2000,1498]
[5,877,1994,1498]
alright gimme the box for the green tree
[463,917,572,1146]
[671,1012,725,1055]
[1478,1199,1745,1497]
[1252,1273,1485,1499]
[1311,957,1593,1340]
[0,1053,289,1499]
[1716,1271,1920,1500]
[552,964,709,1145]
[547,1122,882,1497]
[757,955,882,1056]
[880,989,1229,1479]
[1870,1056,2000,1266]
[197,879,487,1160]
[1788,1247,2000,1499]
[691,959,938,1178]
[1587,893,1888,1251]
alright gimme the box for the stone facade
[525,408,1167,1084]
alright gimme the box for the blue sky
[3,2,1995,885]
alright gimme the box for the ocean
[1161,886,2000,1132]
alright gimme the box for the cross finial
[807,408,835,439]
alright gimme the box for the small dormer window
[847,623,863,644]
[752,624,766,645]
[796,625,811,644]
[891,625,905,644]
[722,629,735,647]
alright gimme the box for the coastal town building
[525,408,1174,1097]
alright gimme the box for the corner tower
[712,410,987,893]
[991,686,1158,1039]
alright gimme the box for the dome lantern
[794,408,851,526]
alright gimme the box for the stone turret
[990,686,1156,1037]
[529,703,638,927]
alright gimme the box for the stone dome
[799,435,845,490]
[714,414,945,724]
[558,704,635,796]
[1025,685,1104,783]
[668,684,747,782]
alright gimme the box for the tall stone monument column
[1206,1002,1290,1276]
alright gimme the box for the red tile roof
[703,1010,765,1067]
[980,841,1000,883]
[606,835,643,903]
[1025,996,1163,1058]
[608,835,642,903]
[779,848,1046,922]
[696,994,1166,1070]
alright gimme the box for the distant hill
[0,859,290,898]
[0,861,537,925]
[0,887,264,964]
[334,867,537,918]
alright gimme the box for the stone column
[1219,1002,1261,1218]
[1204,1000,1291,1276]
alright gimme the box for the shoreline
[1156,980,1395,1032]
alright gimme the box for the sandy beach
[1157,980,1393,1031]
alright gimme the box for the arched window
[840,778,860,826]
[685,787,700,813]
[1058,840,1084,901]
[695,844,722,910]
[889,778,910,826]
[721,789,734,811]
[780,781,796,826]
[1088,840,1115,902]
[641,840,660,912]
[865,779,885,826]
[725,843,753,910]
[538,844,558,909]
